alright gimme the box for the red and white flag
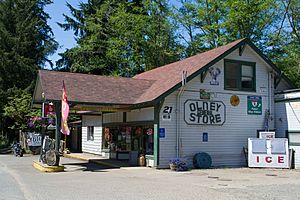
[61,81,70,135]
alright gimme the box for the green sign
[247,96,262,115]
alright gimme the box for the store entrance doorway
[102,124,154,165]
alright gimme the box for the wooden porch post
[54,101,61,165]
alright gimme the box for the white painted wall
[275,101,288,138]
[159,45,276,168]
[127,107,154,122]
[275,93,300,138]
[103,112,123,124]
[103,107,154,125]
[82,115,102,155]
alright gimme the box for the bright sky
[45,0,86,69]
[45,0,181,69]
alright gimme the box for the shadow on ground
[62,161,120,172]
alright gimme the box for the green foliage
[225,0,277,44]
[173,0,299,86]
[0,0,58,91]
[0,0,57,133]
[57,0,299,84]
[3,88,40,131]
[0,135,9,149]
[57,0,183,76]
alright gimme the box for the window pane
[241,65,254,90]
[225,62,239,89]
[242,65,253,77]
[242,77,253,89]
[87,126,94,141]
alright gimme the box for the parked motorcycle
[12,142,23,157]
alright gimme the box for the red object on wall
[43,103,55,118]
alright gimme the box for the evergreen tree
[0,0,58,91]
[0,0,57,135]
[56,0,183,76]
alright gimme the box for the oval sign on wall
[230,95,240,106]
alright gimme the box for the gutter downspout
[265,72,273,131]
[176,71,187,158]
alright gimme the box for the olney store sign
[184,100,225,125]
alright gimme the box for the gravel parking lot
[1,154,300,200]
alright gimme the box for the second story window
[224,59,256,92]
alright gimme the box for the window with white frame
[87,126,94,141]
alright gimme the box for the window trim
[224,59,256,92]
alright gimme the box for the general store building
[32,38,294,168]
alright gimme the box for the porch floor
[63,152,133,168]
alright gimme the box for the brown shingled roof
[37,70,154,105]
[35,38,288,106]
[133,38,245,103]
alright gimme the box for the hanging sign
[247,96,262,115]
[184,100,225,125]
[27,133,42,147]
[42,102,55,118]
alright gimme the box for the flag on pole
[61,81,70,135]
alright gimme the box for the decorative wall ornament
[200,89,211,100]
[209,67,221,85]
[230,95,240,106]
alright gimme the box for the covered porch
[32,70,161,167]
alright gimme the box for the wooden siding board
[82,115,102,155]
[158,46,275,168]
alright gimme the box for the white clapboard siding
[275,101,289,138]
[127,107,154,122]
[275,100,300,137]
[82,115,102,155]
[103,112,123,124]
[285,102,300,130]
[159,45,275,168]
[291,146,300,169]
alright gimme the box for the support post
[154,100,164,168]
[54,101,61,165]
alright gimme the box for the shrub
[169,158,189,171]
[0,135,9,149]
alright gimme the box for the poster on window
[247,96,262,115]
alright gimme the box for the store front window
[102,125,154,158]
